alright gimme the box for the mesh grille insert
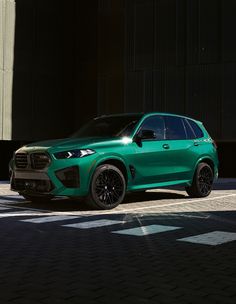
[15,153,28,169]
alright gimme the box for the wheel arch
[193,156,216,180]
[186,157,215,198]
[198,157,215,172]
[96,158,128,184]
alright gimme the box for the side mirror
[140,129,156,140]
[134,129,156,146]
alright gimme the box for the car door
[131,115,172,185]
[162,115,198,181]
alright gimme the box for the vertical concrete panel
[97,74,108,115]
[74,0,98,129]
[125,71,144,112]
[176,0,186,66]
[153,68,166,112]
[186,64,221,138]
[222,63,236,140]
[0,0,6,138]
[222,0,236,61]
[165,66,185,114]
[199,0,220,63]
[186,0,199,64]
[134,0,154,70]
[97,0,124,115]
[0,0,15,140]
[144,71,153,111]
[155,0,176,66]
[125,0,135,71]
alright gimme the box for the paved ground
[0,179,236,304]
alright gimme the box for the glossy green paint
[11,113,219,198]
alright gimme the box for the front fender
[85,153,130,190]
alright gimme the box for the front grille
[31,153,50,170]
[15,152,50,170]
[15,153,28,169]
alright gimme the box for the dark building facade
[0,0,236,178]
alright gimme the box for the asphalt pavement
[0,179,236,304]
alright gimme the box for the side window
[165,116,186,140]
[187,119,204,138]
[183,119,196,139]
[139,115,165,140]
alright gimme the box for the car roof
[144,112,202,123]
[97,112,202,124]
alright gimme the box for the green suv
[10,113,218,209]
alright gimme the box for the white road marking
[0,207,11,210]
[63,219,125,229]
[0,202,55,212]
[0,211,43,217]
[112,224,182,236]
[177,231,236,246]
[21,215,80,223]
[0,194,21,197]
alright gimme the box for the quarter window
[165,116,186,140]
[187,119,204,138]
[139,116,165,140]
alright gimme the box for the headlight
[54,149,95,159]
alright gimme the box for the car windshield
[71,115,142,138]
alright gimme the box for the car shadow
[0,190,187,212]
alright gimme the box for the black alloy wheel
[186,162,214,198]
[198,165,213,195]
[88,164,126,209]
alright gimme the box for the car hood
[17,137,132,153]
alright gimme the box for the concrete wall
[0,0,236,178]
[2,0,236,141]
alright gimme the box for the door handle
[162,144,170,149]
[194,141,199,146]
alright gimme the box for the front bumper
[11,154,97,197]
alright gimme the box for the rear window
[186,119,204,138]
[183,119,196,139]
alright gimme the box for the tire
[86,164,126,210]
[185,162,213,198]
[21,194,53,203]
